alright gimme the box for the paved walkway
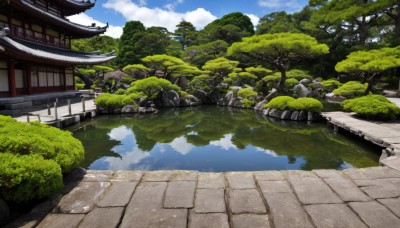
[6,167,400,228]
[13,99,96,123]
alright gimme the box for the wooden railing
[10,25,68,49]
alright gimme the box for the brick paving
[6,167,400,228]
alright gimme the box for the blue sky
[68,0,308,38]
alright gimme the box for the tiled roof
[55,0,95,16]
[0,35,116,65]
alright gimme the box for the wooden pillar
[8,61,16,97]
[63,68,67,91]
[26,64,32,94]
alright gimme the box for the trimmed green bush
[342,94,400,120]
[95,93,125,112]
[265,96,295,110]
[0,153,63,203]
[237,88,257,99]
[242,98,255,108]
[128,76,180,99]
[333,81,367,98]
[0,116,84,173]
[321,79,342,92]
[284,78,299,88]
[287,98,323,112]
[75,83,85,90]
[115,88,127,95]
[122,92,145,106]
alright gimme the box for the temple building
[0,0,115,99]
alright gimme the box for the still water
[71,106,379,171]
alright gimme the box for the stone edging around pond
[262,108,323,122]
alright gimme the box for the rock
[138,107,157,113]
[159,90,180,107]
[268,109,282,119]
[254,89,277,111]
[298,110,308,121]
[281,110,292,120]
[263,107,271,116]
[218,91,233,106]
[325,92,346,103]
[293,84,310,98]
[113,108,121,113]
[291,111,299,121]
[254,100,268,111]
[194,89,207,103]
[300,79,312,85]
[308,112,323,121]
[312,81,323,89]
[208,90,220,104]
[0,198,9,224]
[121,105,138,113]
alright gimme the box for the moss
[333,81,367,98]
[287,98,323,112]
[115,88,127,95]
[342,94,400,120]
[265,96,295,110]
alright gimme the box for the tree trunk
[276,67,287,94]
[74,68,93,89]
[358,17,367,46]
[364,73,378,95]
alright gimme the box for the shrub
[284,78,299,88]
[75,83,85,90]
[287,98,323,112]
[333,81,367,98]
[129,76,180,99]
[0,153,63,203]
[115,88,127,95]
[321,79,342,91]
[95,93,125,112]
[122,92,145,106]
[237,88,257,99]
[242,98,255,108]
[188,75,212,92]
[342,94,400,120]
[0,116,84,173]
[265,96,295,110]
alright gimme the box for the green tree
[141,54,187,79]
[202,57,239,86]
[129,77,181,99]
[175,21,197,50]
[335,46,400,94]
[136,26,171,56]
[228,33,329,93]
[182,40,229,67]
[118,21,146,67]
[122,64,150,79]
[257,12,300,34]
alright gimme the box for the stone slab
[381,156,400,172]
[232,214,270,228]
[263,192,313,228]
[254,171,285,181]
[112,171,143,181]
[121,209,187,228]
[83,170,113,182]
[321,176,371,202]
[142,171,172,182]
[198,173,225,189]
[36,214,84,228]
[258,180,292,193]
[226,172,256,189]
[358,178,400,199]
[287,171,342,204]
[305,204,367,228]
[349,201,400,228]
[171,171,198,181]
[56,182,110,214]
[228,189,267,214]
[313,169,344,179]
[189,213,229,228]
[79,207,124,228]
[97,181,138,207]
[378,198,400,217]
[164,181,196,208]
[125,182,167,211]
[343,168,370,180]
[194,189,225,213]
[363,166,400,179]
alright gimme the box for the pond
[70,106,380,172]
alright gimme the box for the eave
[55,0,95,16]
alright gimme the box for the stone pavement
[7,167,400,228]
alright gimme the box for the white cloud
[103,0,217,32]
[68,13,123,38]
[169,136,194,155]
[210,134,238,151]
[108,126,131,141]
[258,0,303,12]
[164,0,185,11]
[245,13,260,27]
[255,147,278,157]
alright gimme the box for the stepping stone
[263,192,313,228]
[56,182,110,214]
[194,189,225,213]
[36,214,84,228]
[164,181,196,208]
[171,171,198,181]
[305,204,367,228]
[97,181,138,207]
[381,156,400,172]
[83,170,113,182]
[228,189,267,214]
[142,171,172,182]
[198,173,225,189]
[349,201,400,228]
[232,214,271,228]
[121,209,187,228]
[125,182,167,211]
[378,198,400,217]
[254,171,285,181]
[258,180,292,193]
[226,172,256,189]
[189,213,229,228]
[79,207,124,228]
[112,171,143,181]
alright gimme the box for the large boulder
[291,111,300,121]
[300,79,312,85]
[156,90,180,107]
[208,90,220,104]
[298,110,308,121]
[218,91,233,106]
[281,110,292,120]
[254,89,277,111]
[293,84,311,98]
[193,89,208,103]
[121,105,138,113]
[268,109,283,119]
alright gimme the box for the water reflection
[72,106,380,171]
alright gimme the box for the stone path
[7,167,400,228]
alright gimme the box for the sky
[68,0,309,38]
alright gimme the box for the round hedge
[342,94,400,120]
[265,96,323,113]
[265,96,295,110]
[333,81,367,98]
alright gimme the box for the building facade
[0,0,115,97]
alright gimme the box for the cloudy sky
[68,0,308,38]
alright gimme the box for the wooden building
[0,0,116,98]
